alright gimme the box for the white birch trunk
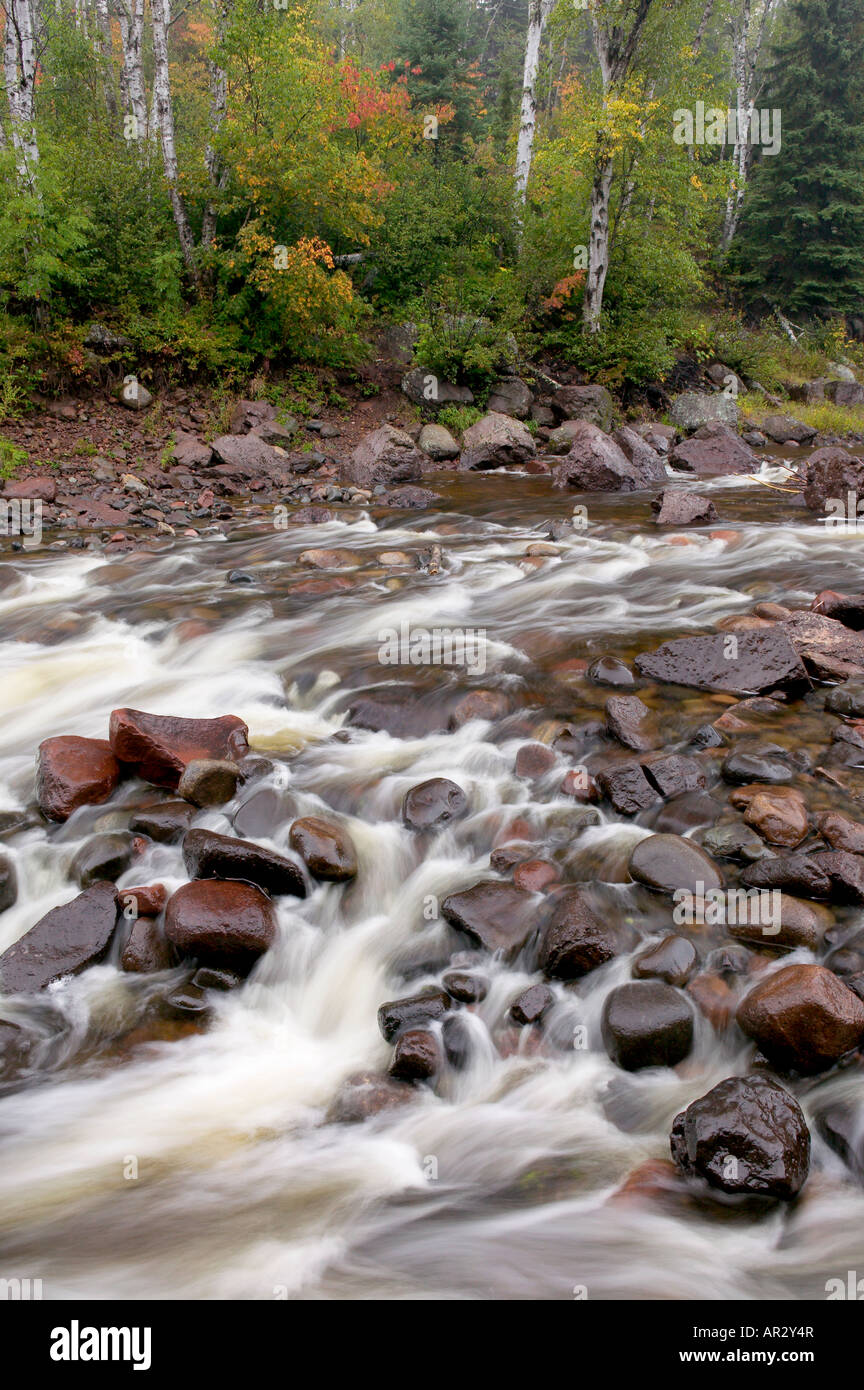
[515,0,552,203]
[151,0,198,278]
[118,0,148,141]
[201,5,229,254]
[6,0,39,192]
[720,0,777,253]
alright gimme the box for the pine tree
[730,0,864,318]
[396,0,482,143]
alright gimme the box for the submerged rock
[402,778,468,831]
[635,628,808,696]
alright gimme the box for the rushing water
[1,461,864,1300]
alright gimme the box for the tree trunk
[5,0,39,193]
[583,145,614,333]
[719,0,777,253]
[515,0,552,203]
[118,0,148,141]
[151,0,198,280]
[201,4,230,255]
[93,0,118,119]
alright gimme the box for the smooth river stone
[628,833,723,896]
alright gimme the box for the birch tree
[515,0,554,203]
[582,0,657,332]
[4,0,39,193]
[719,0,778,252]
[151,0,198,278]
[201,1,230,254]
[117,0,148,140]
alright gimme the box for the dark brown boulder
[402,778,468,831]
[602,981,694,1070]
[742,850,864,904]
[540,886,636,979]
[628,833,723,896]
[668,423,755,477]
[0,853,17,914]
[442,970,488,1004]
[635,628,808,696]
[326,1070,417,1124]
[37,736,121,822]
[605,695,657,752]
[632,935,698,986]
[183,828,306,897]
[801,448,864,513]
[344,425,424,489]
[782,610,864,682]
[288,816,357,881]
[377,988,452,1042]
[509,982,554,1025]
[388,1028,440,1081]
[737,963,864,1073]
[71,832,134,887]
[130,800,196,843]
[109,708,249,790]
[164,879,277,973]
[812,590,864,630]
[670,1075,810,1200]
[441,880,536,958]
[552,422,646,492]
[641,754,706,799]
[596,762,657,815]
[121,917,177,973]
[0,882,119,993]
[652,490,718,526]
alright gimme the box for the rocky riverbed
[3,376,864,1299]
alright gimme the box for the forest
[1,0,863,411]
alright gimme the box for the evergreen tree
[730,0,864,318]
[396,0,482,143]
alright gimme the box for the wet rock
[560,767,601,803]
[652,490,718,526]
[232,785,294,839]
[345,424,425,490]
[782,610,864,682]
[602,981,694,1070]
[0,853,16,914]
[383,485,442,509]
[164,879,277,974]
[629,833,723,896]
[605,695,656,752]
[633,935,698,986]
[459,412,536,471]
[0,881,118,993]
[345,689,445,738]
[552,384,616,431]
[552,422,648,492]
[801,448,864,514]
[441,880,536,958]
[540,886,636,979]
[442,970,488,1004]
[37,735,121,822]
[288,816,357,881]
[327,1070,417,1123]
[668,422,754,476]
[648,790,720,837]
[587,656,635,688]
[161,982,212,1022]
[727,893,829,952]
[741,786,809,847]
[737,963,864,1073]
[687,971,735,1030]
[816,1102,864,1182]
[121,917,176,973]
[177,759,242,808]
[670,1075,810,1201]
[448,689,510,728]
[210,434,286,480]
[72,831,134,887]
[670,392,739,433]
[441,1012,474,1069]
[402,778,468,831]
[722,750,794,785]
[817,811,864,854]
[514,859,560,892]
[183,828,306,898]
[192,966,243,991]
[612,426,666,484]
[825,681,864,716]
[642,754,706,799]
[129,800,196,843]
[509,983,554,1025]
[635,628,808,696]
[761,414,817,445]
[389,1027,440,1081]
[811,590,864,630]
[298,548,361,570]
[109,708,249,790]
[377,988,451,1042]
[514,743,558,779]
[418,423,459,460]
[743,850,864,904]
[0,1020,33,1079]
[596,762,657,816]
